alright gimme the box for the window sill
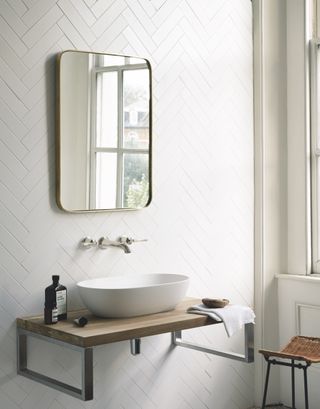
[276,273,320,283]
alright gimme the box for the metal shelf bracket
[17,328,93,401]
[171,322,254,363]
[17,322,253,401]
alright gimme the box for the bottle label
[56,290,67,315]
[52,308,58,323]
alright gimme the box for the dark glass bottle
[44,278,58,325]
[44,275,67,324]
[52,275,67,320]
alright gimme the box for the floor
[252,406,289,409]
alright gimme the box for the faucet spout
[119,243,131,254]
[97,236,147,253]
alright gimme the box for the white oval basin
[77,273,189,318]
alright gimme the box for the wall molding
[253,0,288,404]
[253,0,265,404]
[295,302,320,334]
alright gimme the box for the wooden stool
[259,336,320,409]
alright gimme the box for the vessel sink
[77,273,189,318]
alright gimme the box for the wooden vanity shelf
[16,297,254,401]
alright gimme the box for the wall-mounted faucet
[98,237,131,253]
[80,236,147,253]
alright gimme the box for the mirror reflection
[57,51,152,212]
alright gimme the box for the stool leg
[303,366,309,409]
[291,360,295,409]
[261,360,271,409]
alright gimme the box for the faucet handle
[80,237,97,249]
[119,236,148,245]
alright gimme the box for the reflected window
[91,58,150,209]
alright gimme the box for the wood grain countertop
[17,297,219,348]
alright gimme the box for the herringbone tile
[0,0,254,408]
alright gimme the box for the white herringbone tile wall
[0,1,254,408]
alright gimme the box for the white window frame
[285,0,312,276]
[310,39,320,273]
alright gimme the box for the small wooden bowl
[202,298,229,308]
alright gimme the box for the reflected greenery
[123,154,149,207]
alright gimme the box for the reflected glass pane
[96,71,118,148]
[129,57,144,64]
[123,69,149,149]
[102,55,125,66]
[318,157,320,256]
[96,152,117,208]
[316,46,320,150]
[317,46,320,150]
[123,153,149,208]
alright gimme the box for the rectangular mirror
[56,50,152,212]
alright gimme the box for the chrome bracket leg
[171,323,254,363]
[130,338,141,355]
[17,328,93,401]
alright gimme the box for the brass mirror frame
[55,50,152,213]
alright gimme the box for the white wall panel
[278,276,320,409]
[0,1,254,408]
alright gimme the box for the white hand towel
[187,304,255,337]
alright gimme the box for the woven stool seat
[259,336,320,409]
[259,336,320,364]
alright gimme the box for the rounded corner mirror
[56,50,152,212]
